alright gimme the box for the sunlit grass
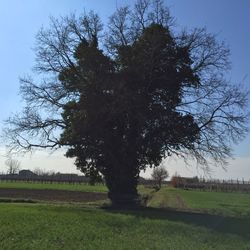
[0,203,249,250]
[148,187,250,217]
[1,184,250,249]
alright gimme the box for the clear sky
[0,0,249,179]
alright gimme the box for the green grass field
[0,203,249,250]
[0,182,250,249]
[148,187,250,217]
[0,181,107,193]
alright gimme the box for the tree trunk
[104,165,140,207]
[158,179,162,189]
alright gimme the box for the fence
[172,177,250,193]
[0,174,92,185]
[0,174,166,186]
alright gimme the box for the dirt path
[0,188,107,202]
[175,194,187,209]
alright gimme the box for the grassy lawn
[0,181,108,193]
[1,184,250,249]
[148,187,250,217]
[0,181,149,194]
[0,203,249,250]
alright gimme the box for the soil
[175,194,187,209]
[0,188,107,203]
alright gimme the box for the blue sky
[0,0,249,178]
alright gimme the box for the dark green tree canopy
[5,0,249,205]
[59,24,201,200]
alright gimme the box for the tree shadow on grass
[103,206,250,240]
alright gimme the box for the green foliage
[60,24,200,205]
[6,0,249,206]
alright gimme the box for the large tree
[5,0,249,205]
